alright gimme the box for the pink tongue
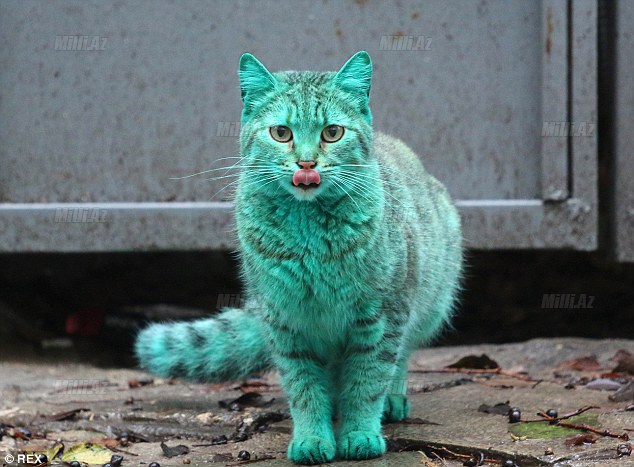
[292,168,321,186]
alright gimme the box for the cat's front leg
[337,311,395,460]
[266,319,336,465]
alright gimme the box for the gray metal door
[613,0,634,262]
[0,0,597,252]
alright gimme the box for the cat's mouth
[292,168,321,189]
[293,182,320,191]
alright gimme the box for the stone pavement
[1,338,633,467]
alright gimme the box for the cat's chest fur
[238,197,386,338]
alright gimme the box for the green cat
[136,51,462,464]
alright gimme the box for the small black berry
[617,443,632,457]
[37,454,48,464]
[502,460,517,467]
[18,427,32,438]
[229,402,241,412]
[546,409,558,418]
[238,450,251,461]
[110,454,124,466]
[508,407,521,423]
[69,461,81,467]
[148,463,161,467]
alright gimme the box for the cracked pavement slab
[1,338,633,466]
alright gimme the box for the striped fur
[136,51,462,464]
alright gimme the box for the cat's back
[374,132,462,344]
[374,132,426,180]
[374,132,459,235]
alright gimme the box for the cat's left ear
[334,51,372,100]
[238,53,277,118]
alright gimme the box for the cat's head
[237,51,375,202]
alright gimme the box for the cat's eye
[321,125,345,143]
[270,126,293,143]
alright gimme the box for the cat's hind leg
[382,354,411,422]
[382,289,458,423]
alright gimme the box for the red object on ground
[65,309,106,336]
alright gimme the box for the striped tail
[135,307,272,382]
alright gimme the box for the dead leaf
[564,433,598,446]
[22,441,62,462]
[160,441,190,458]
[250,411,288,432]
[205,381,238,392]
[88,437,119,448]
[239,380,275,393]
[612,354,634,374]
[47,442,63,461]
[219,392,275,411]
[600,372,628,379]
[559,355,601,372]
[196,412,215,425]
[21,442,49,452]
[61,443,112,464]
[609,381,634,402]
[585,378,624,391]
[478,402,512,416]
[47,408,89,422]
[211,435,228,445]
[10,427,32,440]
[399,417,440,425]
[478,378,533,388]
[417,450,436,467]
[610,349,633,362]
[446,354,499,370]
[128,377,153,388]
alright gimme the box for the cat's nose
[297,160,316,169]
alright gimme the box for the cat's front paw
[337,430,386,460]
[382,394,410,422]
[287,435,335,465]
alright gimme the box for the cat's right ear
[238,53,277,117]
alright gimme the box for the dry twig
[523,406,629,441]
[523,405,599,423]
[411,367,540,383]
